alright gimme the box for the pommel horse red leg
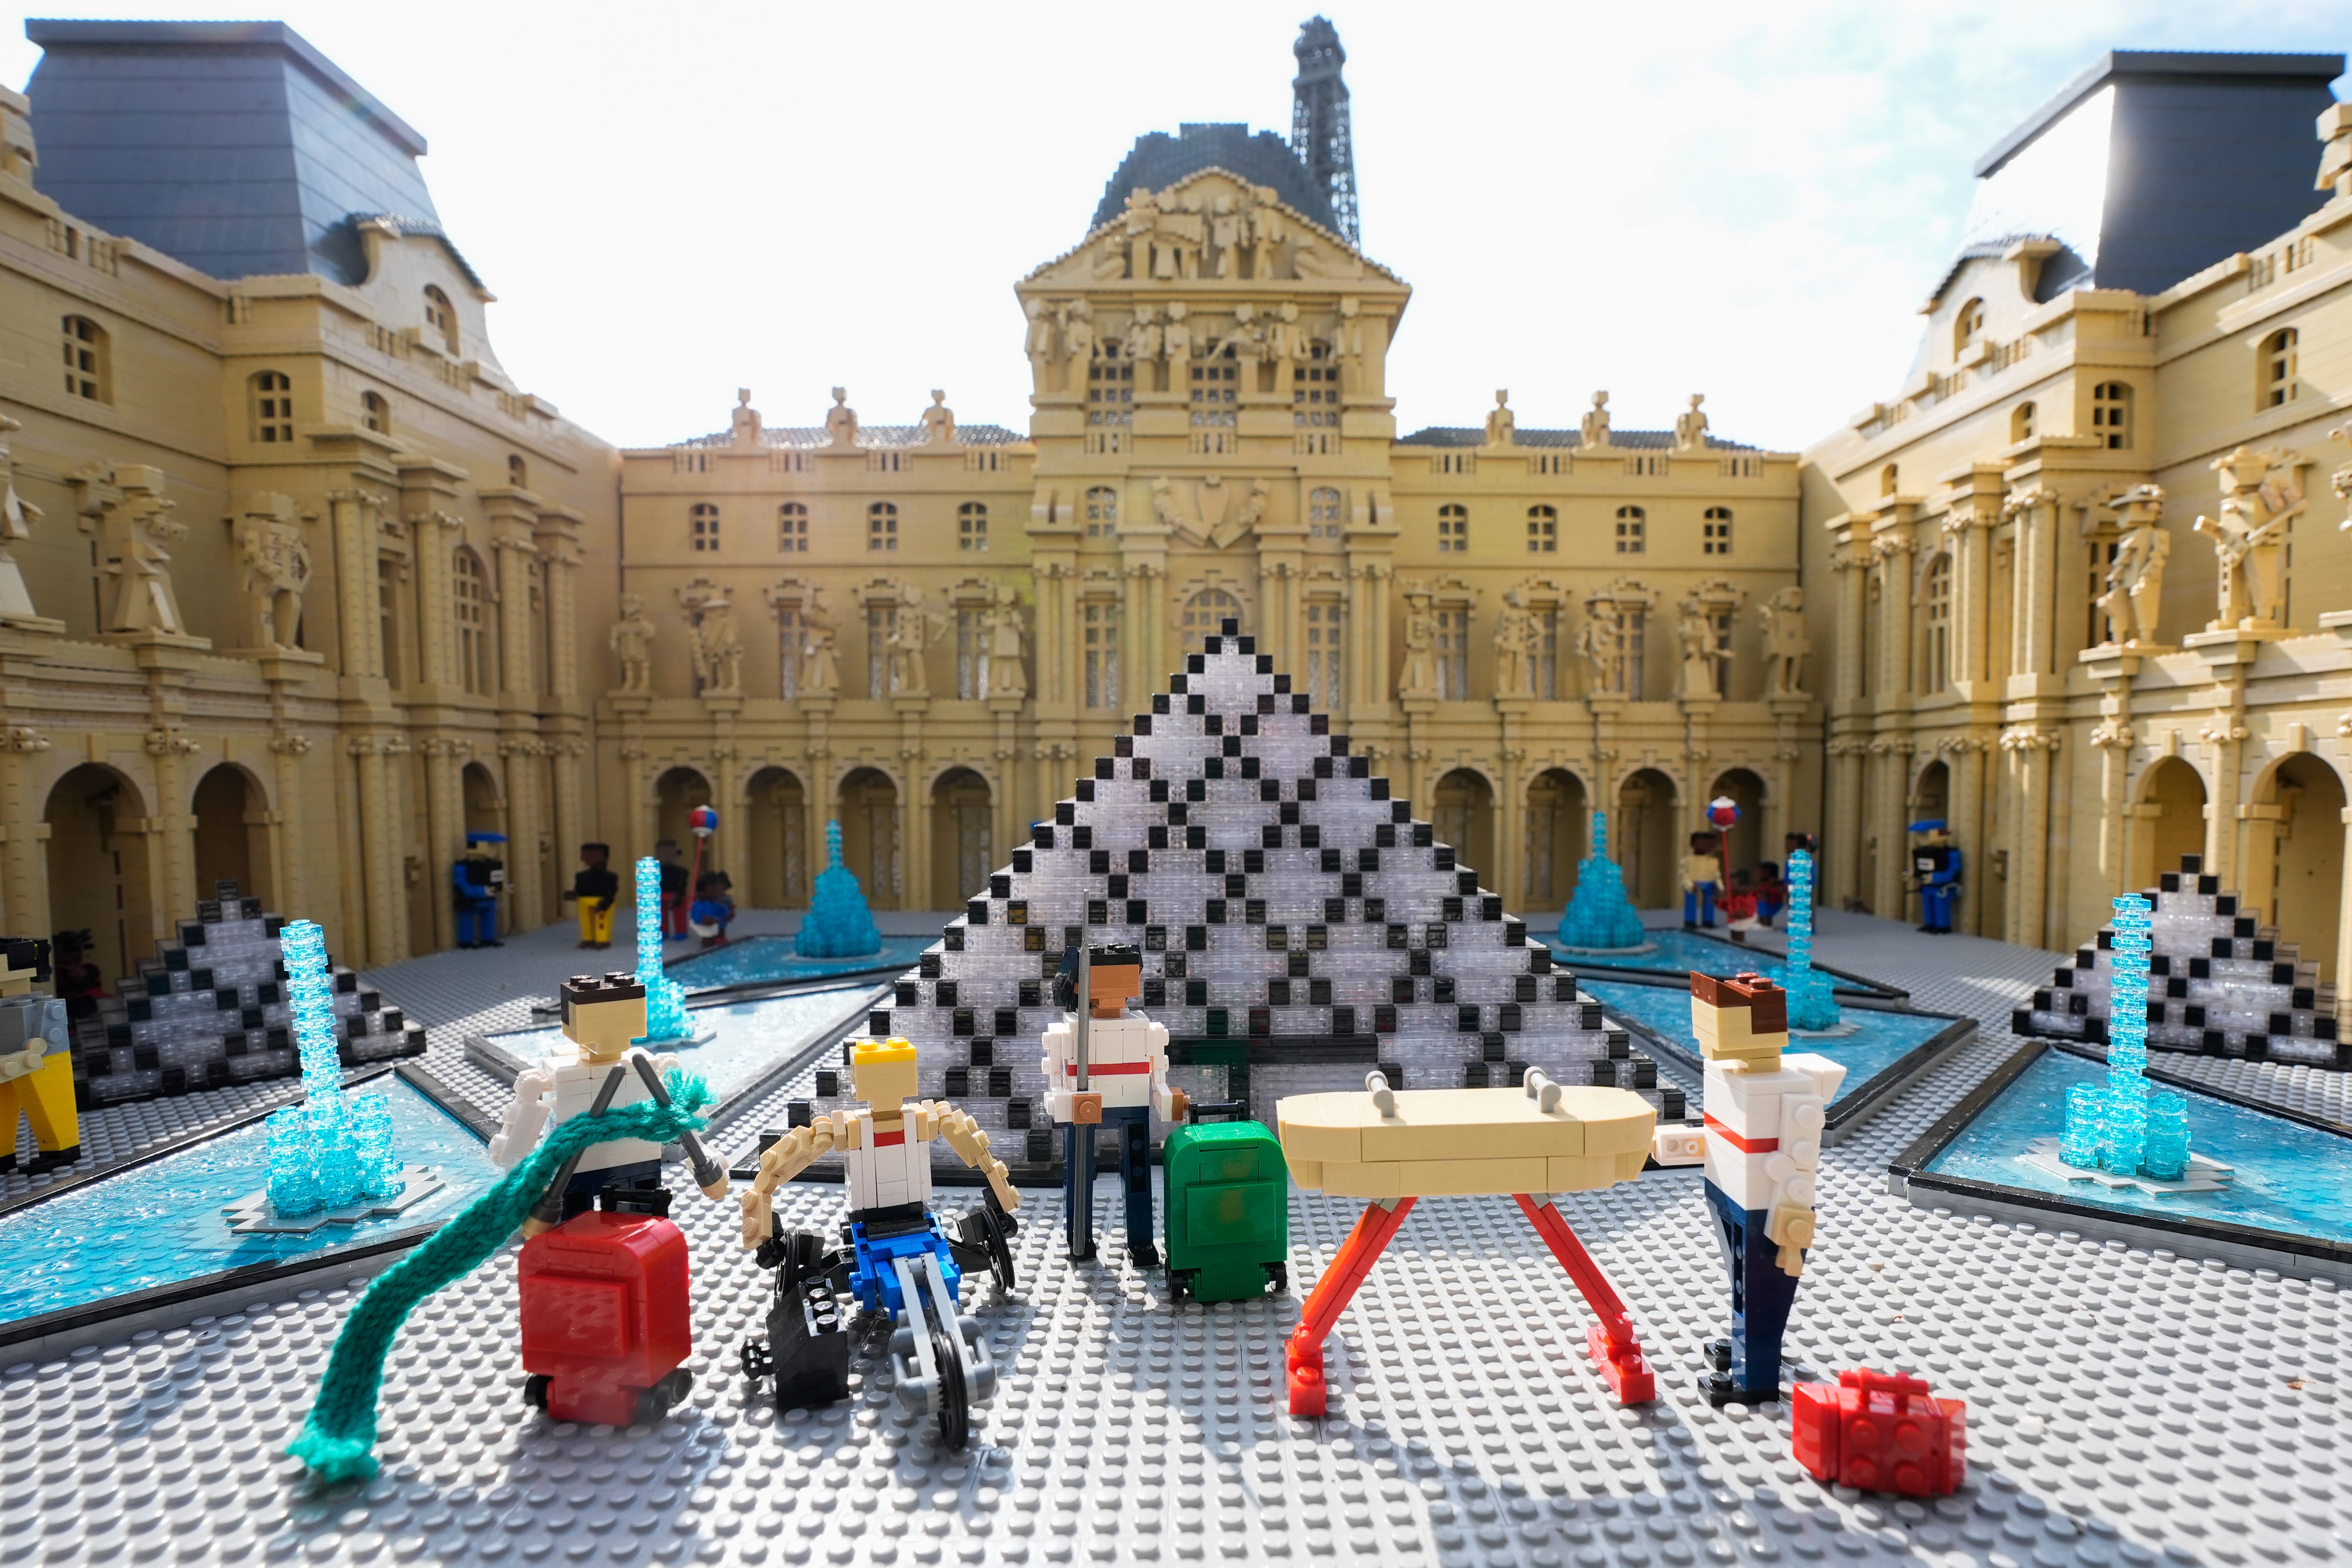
[1284,1193,1656,1416]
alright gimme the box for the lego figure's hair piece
[1088,943,1143,970]
[1689,970,1787,1036]
[1,936,51,982]
[851,1036,916,1065]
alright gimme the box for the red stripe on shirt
[1062,1060,1151,1075]
[872,1129,905,1146]
[1704,1115,1778,1154]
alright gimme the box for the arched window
[250,371,293,443]
[690,502,719,552]
[2092,382,2132,449]
[1922,553,1953,694]
[2261,329,2299,410]
[1526,505,1557,554]
[422,285,459,354]
[453,548,492,695]
[507,454,527,489]
[1954,297,1985,355]
[361,391,391,435]
[778,502,808,553]
[1437,503,1467,554]
[1702,506,1732,556]
[2011,402,2037,443]
[61,315,108,402]
[959,501,988,552]
[1614,505,1645,555]
[1308,487,1343,540]
[1879,463,1900,497]
[1084,486,1118,538]
[1182,588,1242,650]
[867,501,897,551]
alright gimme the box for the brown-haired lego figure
[0,936,77,1174]
[1683,832,1723,929]
[1042,943,1187,1265]
[1689,970,1845,1406]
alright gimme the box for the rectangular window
[1292,352,1338,427]
[1615,508,1646,554]
[1088,351,1134,427]
[778,503,808,553]
[691,502,719,552]
[1305,601,1344,712]
[1618,610,1646,697]
[1083,601,1119,709]
[1708,609,1733,697]
[1190,359,1237,426]
[1534,607,1558,701]
[956,607,985,699]
[1526,507,1557,554]
[867,604,892,698]
[1437,505,1467,554]
[958,502,988,552]
[1703,508,1732,555]
[777,606,803,699]
[376,556,402,688]
[1436,609,1469,700]
[868,504,897,551]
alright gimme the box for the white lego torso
[1041,1012,1171,1113]
[491,1045,681,1174]
[840,1106,934,1214]
[1701,1052,1846,1212]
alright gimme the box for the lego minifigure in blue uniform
[453,832,507,949]
[1910,819,1961,934]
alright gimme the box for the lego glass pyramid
[2019,853,2343,1069]
[789,622,1674,1169]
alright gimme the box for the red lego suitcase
[518,1206,694,1427]
[1791,1368,1965,1497]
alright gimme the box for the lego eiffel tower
[785,622,1672,1172]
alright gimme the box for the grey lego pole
[1070,943,1094,1261]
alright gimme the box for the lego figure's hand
[1154,1084,1190,1121]
[741,1188,776,1252]
[1765,1201,1816,1275]
[984,1177,1020,1229]
[1071,1092,1102,1125]
[487,1069,554,1169]
[0,1044,40,1083]
[1650,1122,1705,1166]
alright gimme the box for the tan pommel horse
[1277,1068,1662,1416]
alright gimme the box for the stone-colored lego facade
[610,165,1811,922]
[1802,92,2352,1012]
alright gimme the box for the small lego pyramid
[796,821,882,958]
[2020,853,2343,1068]
[71,880,425,1106]
[1557,810,1649,952]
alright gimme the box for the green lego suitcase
[1162,1101,1290,1303]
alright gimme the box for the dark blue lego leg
[1924,886,1956,930]
[1703,1179,1799,1405]
[1112,1107,1153,1254]
[1062,1120,1097,1260]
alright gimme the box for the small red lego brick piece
[518,1208,694,1427]
[1791,1368,1965,1497]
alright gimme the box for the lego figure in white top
[490,972,727,1228]
[1042,943,1188,1265]
[1683,971,1846,1405]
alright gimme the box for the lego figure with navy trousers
[1682,831,1722,929]
[1910,819,1962,934]
[1683,971,1846,1405]
[1043,943,1188,1265]
[453,830,507,949]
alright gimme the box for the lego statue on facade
[232,492,311,651]
[452,831,506,948]
[1683,831,1723,929]
[1043,943,1187,1265]
[984,584,1028,700]
[922,389,956,446]
[0,936,76,1174]
[1484,389,1515,448]
[1677,603,1718,699]
[738,1035,1020,1448]
[1762,587,1809,695]
[1493,590,1535,697]
[2195,446,2302,629]
[0,413,49,625]
[1909,819,1962,933]
[1687,972,1845,1405]
[1674,394,1711,453]
[1580,390,1612,450]
[2096,484,2170,647]
[1398,594,1439,697]
[825,386,859,449]
[610,595,655,691]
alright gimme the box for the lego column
[347,735,408,967]
[0,732,50,943]
[533,509,589,897]
[1869,535,1914,920]
[145,729,200,925]
[1951,741,1985,935]
[2336,807,2352,1038]
[1830,544,1868,907]
[420,738,464,952]
[327,491,385,680]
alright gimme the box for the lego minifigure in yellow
[0,936,78,1174]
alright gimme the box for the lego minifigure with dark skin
[1042,944,1187,1265]
[453,831,507,948]
[689,870,734,949]
[1910,820,1961,933]
[1682,831,1722,929]
[654,838,689,939]
[566,842,620,949]
[0,937,77,1174]
[49,929,104,1020]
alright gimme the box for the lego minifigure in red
[1792,1368,1966,1497]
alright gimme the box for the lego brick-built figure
[654,838,689,939]
[739,1037,1020,1448]
[0,937,77,1174]
[1687,971,1846,1405]
[689,870,735,949]
[49,928,105,1020]
[1910,820,1961,934]
[1751,863,1785,928]
[453,831,507,949]
[490,973,722,1223]
[1723,869,1759,942]
[566,842,620,949]
[1043,943,1188,1265]
[1683,832,1722,929]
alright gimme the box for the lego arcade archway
[838,767,900,910]
[1523,769,1588,910]
[1707,767,1766,881]
[1432,770,1495,890]
[1618,768,1681,910]
[2252,752,2346,985]
[930,767,993,908]
[2131,757,2207,896]
[43,762,154,987]
[1909,761,1949,927]
[654,766,712,858]
[191,762,274,912]
[745,767,807,909]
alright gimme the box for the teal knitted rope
[286,1069,715,1482]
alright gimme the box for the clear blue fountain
[1557,810,1649,952]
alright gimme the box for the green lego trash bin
[1162,1101,1289,1303]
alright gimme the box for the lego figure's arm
[1144,1019,1189,1121]
[1039,1017,1081,1124]
[0,997,55,1082]
[739,1111,842,1248]
[1760,1082,1833,1276]
[451,861,473,896]
[487,1066,555,1168]
[930,1099,1021,1212]
[1936,849,1962,887]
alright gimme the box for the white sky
[6,1,2346,453]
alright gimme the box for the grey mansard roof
[1395,427,1759,452]
[1091,123,1338,233]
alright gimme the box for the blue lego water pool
[1582,977,1964,1124]
[1917,1049,2352,1248]
[665,933,934,990]
[480,982,884,1108]
[0,1075,493,1331]
[1564,928,1902,997]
